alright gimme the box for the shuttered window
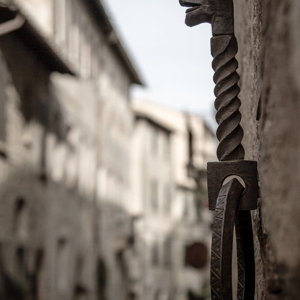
[0,57,7,157]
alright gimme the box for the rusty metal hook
[211,179,255,300]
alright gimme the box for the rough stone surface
[233,0,300,299]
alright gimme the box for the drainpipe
[0,13,25,36]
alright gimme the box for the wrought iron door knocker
[179,0,258,299]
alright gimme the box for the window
[163,237,172,268]
[68,3,80,63]
[91,38,100,80]
[54,0,67,46]
[34,249,46,300]
[150,180,158,212]
[163,134,170,160]
[183,194,189,219]
[65,0,72,53]
[151,127,158,156]
[56,238,69,298]
[15,247,26,285]
[188,127,193,163]
[0,93,6,144]
[151,240,159,266]
[163,185,171,214]
[65,148,77,190]
[14,197,28,240]
[74,256,87,300]
[81,32,92,78]
[0,58,7,157]
[39,96,50,181]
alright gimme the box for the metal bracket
[207,160,258,211]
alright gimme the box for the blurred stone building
[0,0,141,299]
[131,101,216,300]
[0,0,218,300]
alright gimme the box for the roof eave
[135,113,173,134]
[82,0,143,86]
[0,5,75,76]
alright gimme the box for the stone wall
[0,30,99,300]
[233,0,300,299]
[0,1,141,300]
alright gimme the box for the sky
[102,0,216,128]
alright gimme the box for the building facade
[131,101,216,300]
[131,111,174,300]
[0,0,141,299]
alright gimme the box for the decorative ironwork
[179,0,258,299]
[211,179,243,300]
[212,35,244,161]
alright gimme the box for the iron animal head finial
[179,0,234,36]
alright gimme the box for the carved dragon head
[179,0,214,27]
[179,0,234,35]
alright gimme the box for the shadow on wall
[97,202,141,300]
[0,261,26,300]
[97,258,107,300]
[0,245,44,300]
[0,32,69,152]
[0,169,139,300]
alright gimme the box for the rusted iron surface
[211,35,244,161]
[180,0,244,162]
[179,0,258,299]
[211,180,255,300]
[211,179,243,300]
[179,0,234,35]
[207,160,258,211]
